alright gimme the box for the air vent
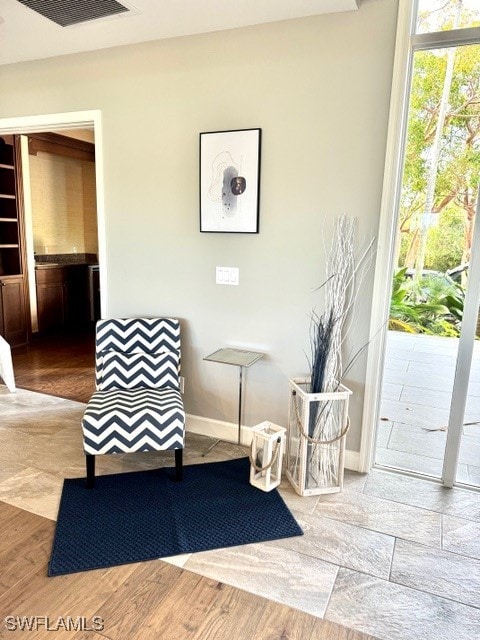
[16,0,129,27]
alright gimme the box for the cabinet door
[36,267,66,333]
[36,282,65,332]
[64,265,88,326]
[0,277,27,347]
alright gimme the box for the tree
[398,4,480,275]
[414,0,462,279]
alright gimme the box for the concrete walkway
[376,331,480,486]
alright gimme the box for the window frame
[359,0,480,473]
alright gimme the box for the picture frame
[200,128,261,233]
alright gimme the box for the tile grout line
[386,420,394,449]
[388,572,480,612]
[288,544,480,615]
[388,537,397,582]
[320,564,340,620]
[272,520,394,582]
[440,513,444,551]
[309,495,444,549]
[363,476,480,524]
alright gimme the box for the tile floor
[1,387,480,639]
[377,331,480,485]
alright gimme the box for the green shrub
[389,268,464,336]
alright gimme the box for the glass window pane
[375,41,480,484]
[417,0,480,34]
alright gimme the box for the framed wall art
[199,128,261,233]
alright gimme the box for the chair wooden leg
[86,454,96,489]
[175,449,183,482]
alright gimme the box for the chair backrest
[95,318,181,389]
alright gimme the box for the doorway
[0,110,107,398]
[23,129,100,336]
[362,1,480,489]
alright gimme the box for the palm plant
[389,268,464,335]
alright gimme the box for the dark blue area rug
[48,457,303,576]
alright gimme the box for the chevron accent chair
[81,318,185,488]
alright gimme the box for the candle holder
[249,421,286,492]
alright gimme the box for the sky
[417,0,480,32]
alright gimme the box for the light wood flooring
[0,501,374,640]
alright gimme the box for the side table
[203,347,264,455]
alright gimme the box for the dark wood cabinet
[35,267,66,333]
[36,264,90,332]
[0,277,27,347]
[65,264,89,325]
[0,136,28,346]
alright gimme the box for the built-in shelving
[0,136,28,347]
[0,138,21,277]
[0,144,14,166]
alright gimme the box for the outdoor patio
[377,331,480,486]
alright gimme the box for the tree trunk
[414,0,463,280]
[405,229,420,268]
[462,200,476,264]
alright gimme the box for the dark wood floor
[12,328,96,403]
[0,501,375,640]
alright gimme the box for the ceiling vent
[16,0,129,27]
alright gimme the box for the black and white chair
[81,317,185,488]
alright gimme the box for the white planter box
[286,377,351,496]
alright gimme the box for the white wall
[0,0,399,452]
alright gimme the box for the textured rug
[48,457,303,576]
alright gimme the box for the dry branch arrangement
[289,215,375,492]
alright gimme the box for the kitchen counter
[34,252,98,267]
[35,262,97,269]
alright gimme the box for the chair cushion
[97,351,180,391]
[96,318,181,353]
[94,318,181,388]
[82,387,185,455]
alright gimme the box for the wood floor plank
[72,633,113,640]
[141,574,226,639]
[0,519,53,597]
[128,569,218,639]
[191,580,268,640]
[310,619,379,640]
[89,560,185,640]
[0,506,50,555]
[71,631,113,640]
[0,560,137,623]
[249,599,317,640]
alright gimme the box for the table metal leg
[203,364,245,455]
[237,365,243,445]
[202,438,221,457]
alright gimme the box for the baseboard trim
[344,449,360,472]
[186,413,254,447]
[186,413,360,471]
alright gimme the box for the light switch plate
[216,267,239,285]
